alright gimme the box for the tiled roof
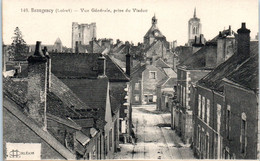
[73,118,95,128]
[109,83,127,117]
[162,68,177,78]
[155,58,171,68]
[50,73,91,111]
[208,29,236,43]
[50,53,129,82]
[59,77,109,120]
[225,45,258,91]
[157,77,169,87]
[46,113,81,130]
[175,46,193,64]
[131,64,146,75]
[164,77,177,87]
[198,41,258,92]
[3,76,87,126]
[3,96,76,160]
[46,92,82,119]
[3,78,27,109]
[178,44,217,70]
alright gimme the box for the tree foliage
[8,27,28,61]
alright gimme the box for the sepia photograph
[2,0,259,160]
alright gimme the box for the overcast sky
[3,0,258,47]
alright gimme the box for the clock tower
[143,15,166,48]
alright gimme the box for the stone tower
[143,15,166,48]
[188,8,202,46]
[53,37,63,52]
[71,22,97,52]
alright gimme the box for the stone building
[192,23,259,159]
[188,8,202,46]
[130,58,173,105]
[3,42,103,159]
[143,15,166,49]
[174,26,236,145]
[142,15,174,66]
[72,22,97,52]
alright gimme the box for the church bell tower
[188,8,202,46]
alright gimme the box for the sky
[2,0,259,47]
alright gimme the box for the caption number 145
[21,8,29,12]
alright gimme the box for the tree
[8,27,28,61]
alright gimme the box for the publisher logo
[9,149,21,158]
[6,143,41,160]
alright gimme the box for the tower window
[193,27,196,34]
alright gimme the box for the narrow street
[114,105,195,159]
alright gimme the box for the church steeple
[194,8,196,18]
[152,14,157,26]
[188,8,202,46]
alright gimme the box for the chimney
[43,46,51,90]
[237,22,251,60]
[27,41,49,130]
[126,45,131,76]
[218,31,222,38]
[75,41,79,53]
[228,25,232,35]
[97,54,106,77]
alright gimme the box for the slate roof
[198,41,258,92]
[50,53,129,82]
[178,43,217,70]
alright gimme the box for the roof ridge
[106,55,130,81]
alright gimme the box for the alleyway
[114,105,195,159]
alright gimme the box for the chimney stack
[126,45,131,76]
[75,41,79,53]
[27,41,49,130]
[228,25,232,35]
[43,46,51,90]
[97,55,106,78]
[237,22,251,60]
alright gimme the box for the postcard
[2,0,259,160]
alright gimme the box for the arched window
[193,27,196,34]
[196,27,199,34]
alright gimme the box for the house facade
[192,23,259,159]
[174,26,236,145]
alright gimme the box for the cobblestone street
[114,105,195,159]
